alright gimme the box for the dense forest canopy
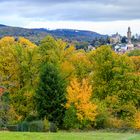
[0,36,140,131]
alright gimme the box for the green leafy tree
[90,46,140,124]
[39,35,76,80]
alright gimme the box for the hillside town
[111,27,140,53]
[88,27,140,53]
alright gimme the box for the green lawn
[0,131,140,140]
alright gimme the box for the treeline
[0,36,140,131]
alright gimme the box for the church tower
[127,27,134,51]
[127,27,131,44]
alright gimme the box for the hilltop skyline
[0,0,140,35]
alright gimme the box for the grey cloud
[0,0,140,21]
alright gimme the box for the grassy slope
[0,132,140,140]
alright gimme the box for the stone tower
[127,27,131,44]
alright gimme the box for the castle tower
[127,27,131,44]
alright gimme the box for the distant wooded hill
[0,24,107,44]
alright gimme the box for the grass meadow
[0,131,140,140]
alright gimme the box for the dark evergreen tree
[35,63,66,127]
[121,36,127,44]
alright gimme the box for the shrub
[63,106,92,129]
[94,112,108,129]
[94,101,110,129]
[63,106,80,129]
[18,120,50,132]
[43,118,49,131]
[134,111,140,130]
[7,125,18,131]
[49,122,58,132]
[29,120,44,132]
[106,117,123,129]
[18,121,29,131]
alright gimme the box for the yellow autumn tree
[0,36,39,122]
[18,37,37,48]
[69,51,92,79]
[134,111,140,129]
[66,78,97,122]
[0,36,18,87]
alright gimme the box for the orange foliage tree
[66,78,97,122]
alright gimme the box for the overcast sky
[0,0,140,35]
